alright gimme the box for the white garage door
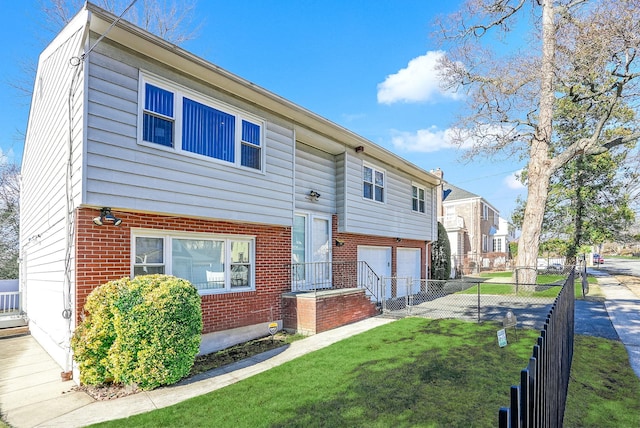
[357,246,391,301]
[397,248,422,297]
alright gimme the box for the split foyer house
[20,3,441,374]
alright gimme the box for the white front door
[357,246,391,299]
[292,213,331,287]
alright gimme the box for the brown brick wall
[331,215,429,278]
[75,207,290,334]
[283,289,379,335]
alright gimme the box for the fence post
[477,280,481,323]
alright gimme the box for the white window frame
[493,238,502,252]
[138,72,266,173]
[363,163,385,203]
[412,183,426,213]
[292,213,332,287]
[131,229,256,295]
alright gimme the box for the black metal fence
[498,269,575,427]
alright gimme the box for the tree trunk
[515,0,556,284]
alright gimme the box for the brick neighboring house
[20,3,440,377]
[434,178,501,275]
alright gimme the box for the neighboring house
[435,179,500,275]
[20,3,440,376]
[492,216,516,268]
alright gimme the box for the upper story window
[139,73,264,172]
[412,184,425,213]
[132,230,255,295]
[363,164,384,203]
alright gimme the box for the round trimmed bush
[72,274,202,390]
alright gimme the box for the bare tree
[39,0,201,44]
[436,0,640,281]
[0,163,20,279]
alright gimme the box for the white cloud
[390,127,455,153]
[377,51,460,104]
[504,170,526,190]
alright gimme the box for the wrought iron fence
[289,261,382,302]
[499,269,575,427]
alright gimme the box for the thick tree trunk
[515,0,556,284]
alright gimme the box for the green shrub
[431,222,451,280]
[70,278,129,385]
[72,275,202,390]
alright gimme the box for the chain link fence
[380,266,574,329]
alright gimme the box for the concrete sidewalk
[594,273,640,379]
[1,317,393,428]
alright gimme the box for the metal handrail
[288,261,381,301]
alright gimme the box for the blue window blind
[241,120,261,170]
[143,84,174,147]
[183,98,235,162]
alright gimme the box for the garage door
[397,248,422,297]
[357,246,391,301]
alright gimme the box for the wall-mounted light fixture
[355,145,365,153]
[309,190,321,201]
[396,237,402,242]
[93,208,122,227]
[335,238,345,247]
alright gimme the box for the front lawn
[90,317,640,428]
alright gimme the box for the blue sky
[0,0,527,218]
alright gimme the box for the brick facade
[74,207,291,334]
[331,215,429,278]
[282,289,379,335]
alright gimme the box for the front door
[292,213,331,288]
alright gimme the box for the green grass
[90,318,640,428]
[91,318,540,427]
[564,335,640,427]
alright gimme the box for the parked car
[547,263,564,273]
[593,254,604,264]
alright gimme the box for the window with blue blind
[241,120,261,169]
[183,98,236,162]
[140,75,265,171]
[143,84,174,147]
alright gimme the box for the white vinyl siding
[20,23,87,369]
[295,142,336,214]
[339,154,436,241]
[83,41,294,226]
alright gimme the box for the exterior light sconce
[309,190,321,201]
[396,237,402,242]
[93,207,122,227]
[355,145,365,153]
[335,239,345,247]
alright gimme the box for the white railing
[289,261,381,302]
[0,291,21,316]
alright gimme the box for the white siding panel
[21,25,86,370]
[84,43,295,226]
[295,142,336,215]
[340,153,436,241]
